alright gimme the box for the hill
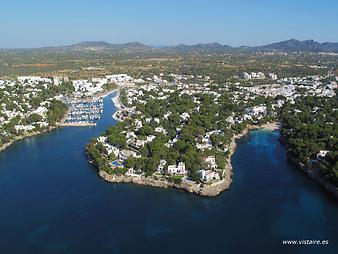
[256,39,338,52]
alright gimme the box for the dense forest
[47,99,68,126]
[279,96,338,187]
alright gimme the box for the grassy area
[167,175,184,184]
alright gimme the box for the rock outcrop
[99,170,232,197]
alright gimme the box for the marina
[62,99,104,126]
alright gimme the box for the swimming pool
[111,160,124,167]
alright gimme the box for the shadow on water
[0,95,337,254]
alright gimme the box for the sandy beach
[260,122,280,130]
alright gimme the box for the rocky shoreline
[287,152,338,199]
[97,122,278,197]
[112,92,122,120]
[279,131,338,198]
[0,127,55,152]
[99,170,232,197]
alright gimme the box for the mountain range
[255,39,338,52]
[68,39,338,53]
[3,39,338,53]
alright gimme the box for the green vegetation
[87,79,279,184]
[1,48,336,81]
[0,79,73,147]
[47,99,68,126]
[2,46,336,195]
[280,96,338,186]
[167,175,183,184]
[85,140,110,172]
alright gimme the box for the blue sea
[0,93,337,254]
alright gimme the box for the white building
[199,169,220,182]
[317,150,329,160]
[242,72,252,80]
[18,76,52,84]
[268,73,278,80]
[157,159,167,173]
[119,149,138,161]
[167,162,186,175]
[106,74,133,84]
[204,156,217,170]
[155,126,166,134]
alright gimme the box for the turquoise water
[0,93,337,254]
[112,160,124,167]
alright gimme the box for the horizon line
[1,38,338,50]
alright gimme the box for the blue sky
[1,0,338,48]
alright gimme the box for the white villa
[167,162,186,175]
[199,169,220,182]
[204,156,217,170]
[119,149,138,161]
[157,159,167,173]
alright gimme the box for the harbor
[62,99,104,126]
